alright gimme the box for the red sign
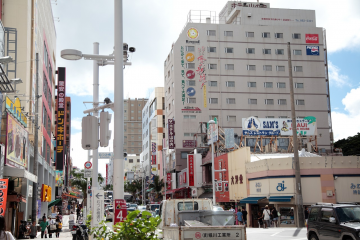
[166,173,171,190]
[0,179,8,216]
[186,70,195,79]
[84,161,92,169]
[151,155,156,165]
[188,155,195,187]
[114,199,127,224]
[305,34,319,43]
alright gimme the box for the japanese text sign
[0,179,8,216]
[168,119,175,149]
[114,199,127,224]
[188,154,195,187]
[166,173,171,190]
[56,67,66,170]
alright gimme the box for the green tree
[334,132,360,156]
[103,184,113,191]
[149,175,164,201]
[124,179,142,201]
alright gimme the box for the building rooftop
[251,149,321,162]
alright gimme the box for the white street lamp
[208,119,216,206]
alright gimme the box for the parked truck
[158,198,246,240]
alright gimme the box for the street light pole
[113,0,125,201]
[208,119,216,206]
[92,42,99,189]
[162,148,167,200]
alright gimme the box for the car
[129,204,138,209]
[149,204,160,212]
[213,206,224,211]
[105,207,114,221]
[126,203,130,208]
[307,202,360,240]
[137,206,146,212]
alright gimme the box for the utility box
[82,115,99,150]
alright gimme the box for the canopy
[240,196,266,204]
[48,199,61,208]
[269,196,293,202]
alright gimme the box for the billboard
[5,96,27,127]
[55,170,63,187]
[305,34,319,43]
[306,46,319,55]
[6,113,29,169]
[56,67,66,170]
[242,116,317,136]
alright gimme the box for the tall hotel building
[164,1,333,172]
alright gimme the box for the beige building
[164,1,333,173]
[124,98,147,155]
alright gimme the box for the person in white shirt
[69,211,75,230]
[262,205,271,228]
[47,216,55,238]
[0,216,15,240]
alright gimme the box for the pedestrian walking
[242,207,248,227]
[40,216,48,238]
[76,207,81,221]
[69,211,75,229]
[236,208,243,225]
[29,221,37,239]
[55,216,62,238]
[0,216,15,240]
[304,206,309,225]
[262,205,271,228]
[257,211,264,229]
[271,207,278,227]
[229,206,236,225]
[47,216,55,238]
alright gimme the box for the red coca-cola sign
[305,34,319,43]
[186,70,195,79]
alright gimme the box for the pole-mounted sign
[84,161,92,169]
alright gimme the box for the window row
[186,63,303,72]
[206,47,303,56]
[205,30,303,39]
[187,80,304,89]
[206,98,305,105]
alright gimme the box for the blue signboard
[186,87,196,96]
[306,46,319,56]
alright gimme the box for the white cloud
[71,118,82,131]
[342,87,360,116]
[328,61,350,87]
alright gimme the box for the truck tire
[309,233,319,240]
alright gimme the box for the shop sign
[276,181,287,192]
[181,80,185,105]
[151,167,157,172]
[151,155,156,165]
[306,46,319,56]
[186,70,195,79]
[256,182,262,193]
[166,173,171,190]
[188,155,195,187]
[114,199,127,224]
[305,34,319,43]
[180,47,185,105]
[231,174,243,185]
[0,179,8,216]
[350,183,360,194]
[183,140,196,148]
[56,67,66,170]
[151,142,156,155]
[5,113,29,169]
[203,85,207,108]
[187,28,199,39]
[186,53,195,62]
[186,87,196,96]
[168,119,175,149]
[5,96,27,127]
[196,47,207,89]
[55,170,63,187]
[181,106,201,113]
[191,188,197,197]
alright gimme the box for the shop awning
[240,196,266,204]
[269,196,293,202]
[4,166,37,183]
[164,187,186,194]
[48,199,62,208]
[62,193,80,199]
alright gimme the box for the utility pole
[92,42,99,189]
[287,42,305,228]
[31,53,39,223]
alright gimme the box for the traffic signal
[100,111,112,147]
[47,186,52,202]
[224,183,229,192]
[41,184,49,202]
[87,184,91,194]
[82,115,99,150]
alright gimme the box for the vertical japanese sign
[56,67,66,170]
[168,119,175,149]
[106,164,108,185]
[166,173,171,190]
[151,155,156,165]
[203,85,207,108]
[188,154,195,187]
[114,199,127,224]
[0,179,8,216]
[196,47,207,88]
[92,189,104,227]
[181,46,185,105]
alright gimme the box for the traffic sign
[114,199,127,224]
[98,152,113,159]
[84,169,92,178]
[92,189,104,227]
[84,161,92,169]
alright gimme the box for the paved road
[247,227,308,240]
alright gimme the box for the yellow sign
[203,85,207,108]
[186,53,195,62]
[152,167,157,171]
[187,28,199,39]
[5,97,27,127]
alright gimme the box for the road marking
[271,230,285,236]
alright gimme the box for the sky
[52,0,360,176]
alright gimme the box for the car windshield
[213,206,224,211]
[138,206,146,210]
[336,207,360,222]
[130,204,137,208]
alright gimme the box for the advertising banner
[166,173,171,190]
[305,34,319,43]
[6,113,29,169]
[151,155,156,165]
[168,119,175,149]
[5,96,27,127]
[188,155,195,187]
[183,140,196,148]
[306,46,319,55]
[0,179,8,216]
[114,199,127,224]
[55,170,63,187]
[56,67,66,170]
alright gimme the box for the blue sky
[53,0,360,173]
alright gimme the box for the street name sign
[92,189,104,227]
[98,152,113,159]
[114,199,127,224]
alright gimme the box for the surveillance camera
[123,43,128,51]
[129,47,136,53]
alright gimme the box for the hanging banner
[188,155,195,187]
[168,119,175,149]
[56,67,66,170]
[166,173,171,190]
[0,179,8,216]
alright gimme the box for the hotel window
[208,64,217,69]
[183,115,190,119]
[275,33,283,38]
[209,81,217,87]
[248,99,257,105]
[189,115,196,119]
[187,80,195,86]
[209,98,218,104]
[247,65,256,70]
[265,99,274,105]
[210,115,218,120]
[278,99,287,105]
[276,66,285,71]
[224,31,233,37]
[295,83,304,88]
[207,30,216,36]
[225,47,234,53]
[296,99,305,105]
[263,49,271,54]
[227,116,236,122]
[226,81,235,87]
[264,82,273,88]
[277,82,286,88]
[226,98,236,104]
[275,49,284,55]
[262,32,271,38]
[186,63,195,69]
[246,48,255,54]
[208,47,216,53]
[292,33,301,39]
[294,66,303,72]
[293,49,302,55]
[248,82,256,87]
[246,32,254,37]
[187,98,196,103]
[186,46,195,52]
[263,65,272,71]
[225,64,234,70]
